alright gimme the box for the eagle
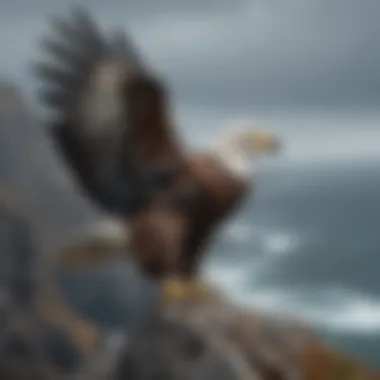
[35,8,281,304]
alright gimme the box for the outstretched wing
[35,8,184,216]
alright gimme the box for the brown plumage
[35,7,280,289]
[128,154,248,278]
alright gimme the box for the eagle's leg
[159,216,212,304]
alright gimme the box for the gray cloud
[145,0,380,109]
[1,0,380,111]
[0,0,240,17]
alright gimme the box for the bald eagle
[35,8,280,303]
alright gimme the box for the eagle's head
[213,125,281,180]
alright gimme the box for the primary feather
[35,7,183,217]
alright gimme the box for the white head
[212,124,281,180]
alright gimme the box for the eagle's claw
[161,278,212,305]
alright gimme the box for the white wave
[203,259,380,335]
[203,264,250,290]
[246,288,380,335]
[204,228,303,292]
[261,230,300,256]
[223,224,303,257]
[295,288,380,334]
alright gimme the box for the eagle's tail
[59,218,129,270]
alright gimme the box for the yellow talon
[161,278,212,305]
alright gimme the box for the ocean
[201,158,380,367]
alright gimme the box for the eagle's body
[129,153,249,279]
[35,8,280,300]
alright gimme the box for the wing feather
[35,7,183,216]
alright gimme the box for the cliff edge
[114,287,380,380]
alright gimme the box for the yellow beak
[238,131,281,155]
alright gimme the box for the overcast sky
[0,0,379,161]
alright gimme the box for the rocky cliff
[0,80,155,330]
[115,287,380,380]
[0,80,99,241]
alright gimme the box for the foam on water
[204,256,380,335]
[204,226,380,336]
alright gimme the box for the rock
[0,81,156,332]
[0,191,103,379]
[0,81,99,239]
[114,286,380,380]
[0,81,148,338]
